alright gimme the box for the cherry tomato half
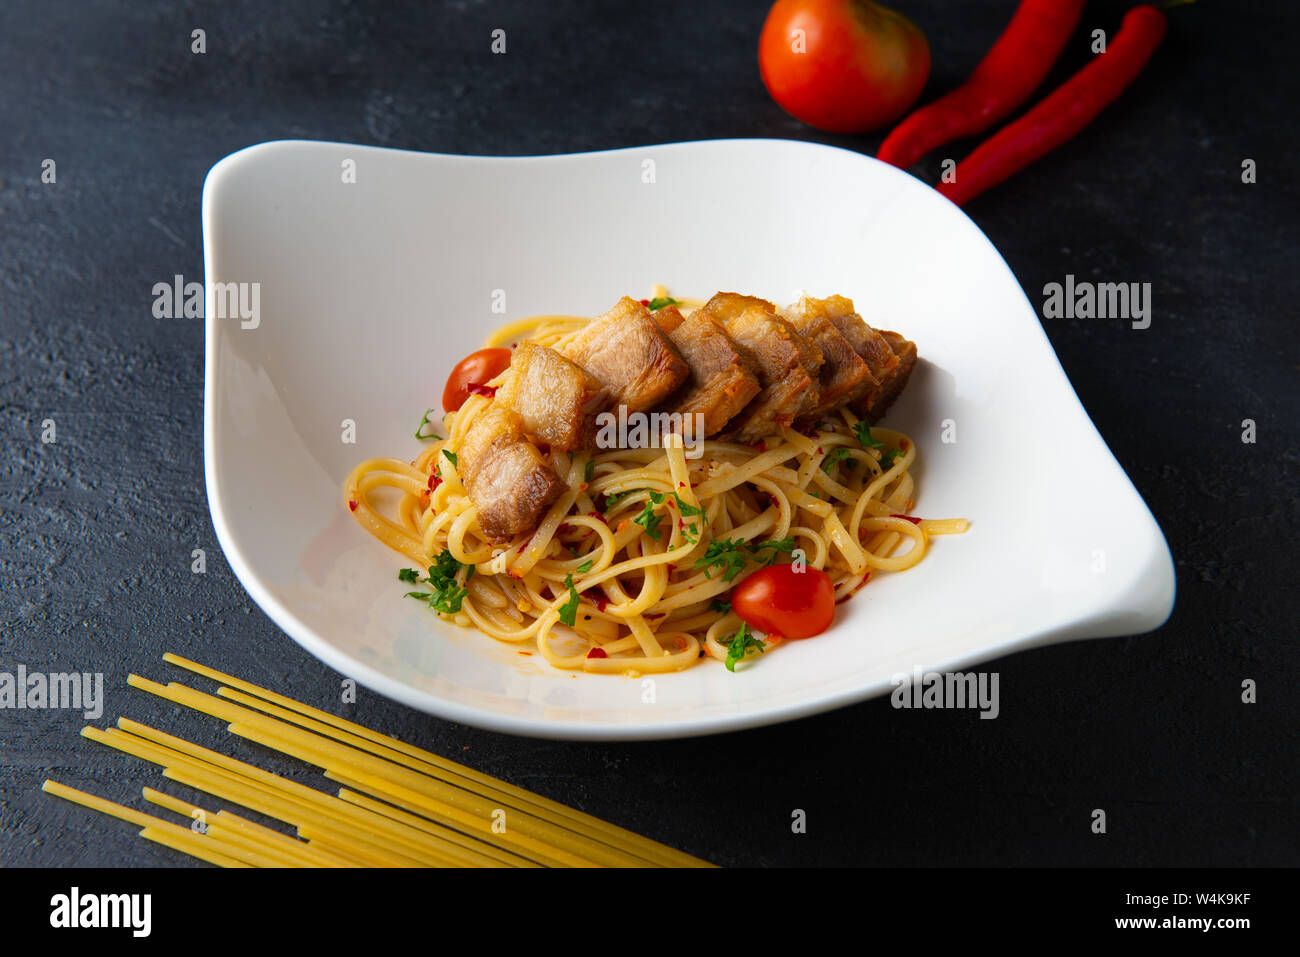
[442,348,512,413]
[730,563,836,639]
[758,0,930,134]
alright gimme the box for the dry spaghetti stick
[140,788,321,869]
[137,827,251,869]
[227,721,588,868]
[333,787,534,868]
[129,674,601,866]
[118,717,506,868]
[162,653,709,868]
[217,687,621,850]
[42,780,253,868]
[95,725,464,867]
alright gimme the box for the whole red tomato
[442,347,512,413]
[730,563,836,639]
[759,0,930,134]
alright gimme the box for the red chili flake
[890,514,923,525]
[900,439,909,451]
[665,564,675,573]
[588,510,606,524]
[517,539,530,553]
[592,594,609,612]
[815,446,823,454]
[587,647,608,659]
[517,651,532,656]
[678,481,686,488]
[348,500,358,512]
[753,440,766,452]
[766,492,780,508]
[467,383,497,398]
[428,473,442,491]
[639,299,650,307]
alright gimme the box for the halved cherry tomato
[442,348,512,413]
[730,563,835,639]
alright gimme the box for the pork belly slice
[496,341,608,451]
[781,304,877,420]
[560,297,690,412]
[661,311,762,436]
[650,304,686,334]
[788,295,901,418]
[865,330,919,424]
[698,292,823,442]
[458,405,563,543]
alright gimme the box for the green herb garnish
[822,447,853,473]
[671,491,703,517]
[878,449,901,472]
[558,573,580,627]
[584,460,596,483]
[633,500,663,541]
[723,623,766,672]
[576,559,594,573]
[414,409,441,441]
[693,538,750,582]
[646,297,681,311]
[708,598,732,616]
[400,552,470,614]
[853,421,883,449]
[748,537,796,565]
[442,449,458,468]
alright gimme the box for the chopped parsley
[584,459,596,483]
[414,409,441,441]
[441,449,458,468]
[723,623,766,673]
[878,449,901,472]
[693,538,750,582]
[558,573,580,627]
[822,447,854,473]
[671,491,703,517]
[708,597,732,616]
[602,488,639,512]
[399,552,471,614]
[576,558,594,573]
[853,421,883,449]
[646,297,681,311]
[748,537,796,565]
[633,500,663,541]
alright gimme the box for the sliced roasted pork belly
[650,304,686,334]
[660,310,762,436]
[781,301,876,420]
[866,330,918,424]
[789,295,900,418]
[560,297,690,412]
[698,292,823,442]
[458,405,563,543]
[496,341,607,451]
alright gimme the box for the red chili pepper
[466,383,497,398]
[586,647,608,659]
[878,0,1085,169]
[427,473,442,491]
[890,513,923,525]
[937,5,1168,207]
[347,499,358,512]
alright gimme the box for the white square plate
[203,139,1175,740]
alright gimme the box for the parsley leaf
[576,558,594,573]
[671,491,703,517]
[747,537,795,566]
[558,573,580,627]
[723,623,766,672]
[693,538,750,582]
[602,489,638,512]
[879,449,901,472]
[584,459,596,483]
[633,500,663,541]
[441,449,458,468]
[822,447,853,473]
[414,409,441,441]
[708,598,732,616]
[646,297,681,311]
[853,421,883,449]
[401,551,470,614]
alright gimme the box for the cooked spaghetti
[345,289,966,675]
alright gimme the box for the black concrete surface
[2,0,1296,867]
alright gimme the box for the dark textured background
[2,0,1296,868]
